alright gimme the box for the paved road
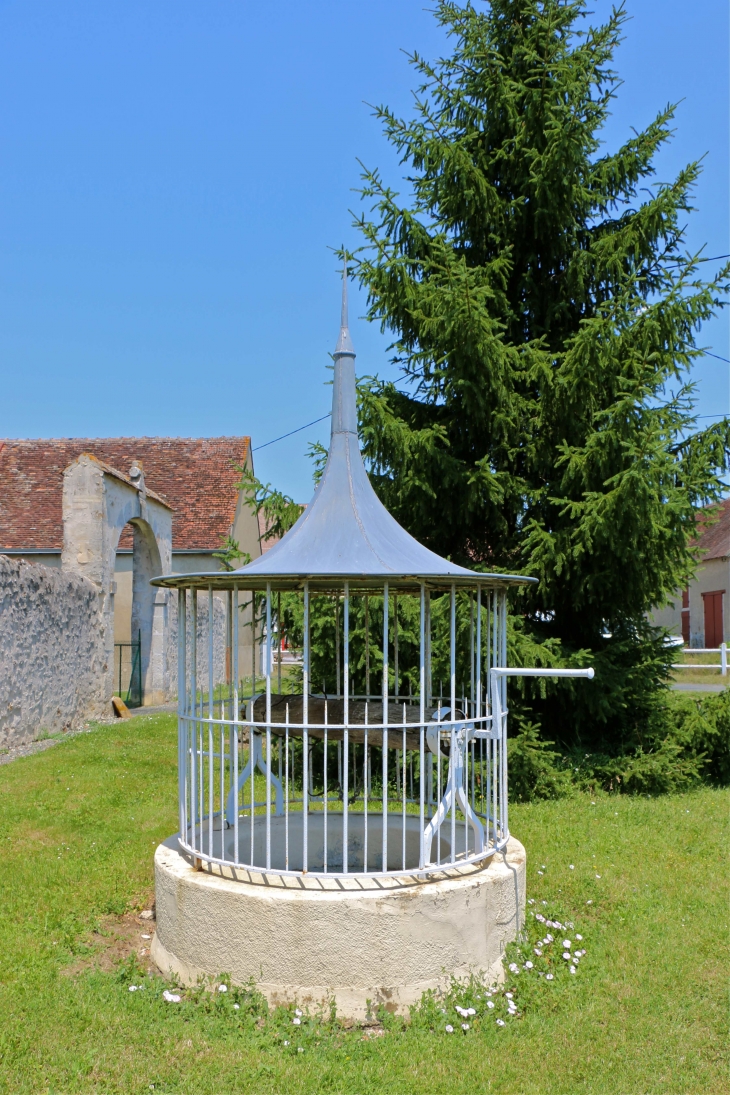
[671,682,727,693]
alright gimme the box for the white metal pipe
[302,582,310,873]
[265,583,272,870]
[382,582,389,872]
[343,582,349,873]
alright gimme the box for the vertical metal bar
[722,641,727,676]
[382,581,389,872]
[500,592,508,842]
[343,582,349,873]
[419,584,425,870]
[469,592,474,718]
[285,703,290,870]
[402,707,406,870]
[450,584,456,863]
[277,590,282,695]
[251,594,256,697]
[177,588,186,842]
[265,584,272,870]
[364,700,369,872]
[302,582,310,873]
[323,703,328,873]
[232,585,239,863]
[190,589,197,854]
[335,595,341,698]
[394,595,399,698]
[365,595,370,699]
[208,586,214,859]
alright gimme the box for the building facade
[652,499,730,647]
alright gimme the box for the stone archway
[61,453,173,707]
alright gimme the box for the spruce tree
[349,0,730,749]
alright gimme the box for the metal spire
[331,258,356,435]
[333,257,355,360]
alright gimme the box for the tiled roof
[696,497,730,561]
[0,437,250,551]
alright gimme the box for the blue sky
[0,0,727,501]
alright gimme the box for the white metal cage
[174,577,518,878]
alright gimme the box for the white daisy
[487,1001,495,1009]
[218,985,227,993]
[445,1024,454,1033]
[461,1023,470,1031]
[546,974,554,981]
[496,1019,505,1027]
[524,961,533,969]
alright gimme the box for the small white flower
[569,864,574,870]
[496,1019,505,1027]
[297,1047,304,1053]
[162,990,181,1003]
[534,949,542,957]
[445,1024,454,1033]
[562,940,571,949]
[218,984,227,993]
[508,1007,517,1015]
[294,1008,303,1017]
[455,1006,466,1017]
[487,1000,495,1009]
[461,1023,470,1031]
[508,963,519,973]
[233,1004,240,1010]
[292,1017,301,1025]
[505,992,513,999]
[537,870,544,875]
[541,900,547,906]
[528,899,535,905]
[575,934,583,941]
[569,965,576,974]
[541,865,546,869]
[546,974,554,981]
[141,934,151,940]
[563,952,571,960]
[535,914,545,923]
[546,934,554,942]
[524,961,533,969]
[129,986,138,992]
[283,1040,290,1046]
[586,899,593,905]
[466,1007,476,1016]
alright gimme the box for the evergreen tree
[349,0,730,748]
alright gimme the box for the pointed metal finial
[340,257,348,330]
[334,254,355,359]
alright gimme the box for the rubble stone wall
[0,555,108,748]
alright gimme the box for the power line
[702,350,730,364]
[253,413,331,452]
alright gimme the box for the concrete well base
[152,834,526,1019]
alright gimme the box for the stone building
[652,498,730,647]
[0,436,262,717]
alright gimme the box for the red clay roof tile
[0,437,249,551]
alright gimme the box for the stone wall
[166,590,228,698]
[0,555,108,748]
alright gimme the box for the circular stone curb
[152,834,526,1018]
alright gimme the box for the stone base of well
[151,834,526,1019]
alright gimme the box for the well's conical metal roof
[153,268,534,591]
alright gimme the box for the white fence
[674,643,728,676]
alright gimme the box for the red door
[702,591,724,648]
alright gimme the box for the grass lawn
[0,714,726,1094]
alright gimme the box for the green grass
[0,714,726,1094]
